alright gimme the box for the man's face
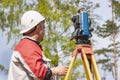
[37,20,45,42]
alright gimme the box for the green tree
[0,64,8,74]
[95,0,120,79]
[0,0,37,43]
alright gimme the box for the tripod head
[70,8,93,44]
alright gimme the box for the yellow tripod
[65,44,101,80]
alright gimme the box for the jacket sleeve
[18,46,48,80]
[44,67,52,80]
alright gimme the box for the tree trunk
[111,0,118,80]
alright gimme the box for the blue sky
[0,0,119,80]
[0,31,13,68]
[0,31,13,80]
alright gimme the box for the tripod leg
[82,52,93,80]
[65,49,78,80]
[91,55,101,80]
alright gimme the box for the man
[7,10,68,80]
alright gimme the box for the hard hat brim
[20,26,35,34]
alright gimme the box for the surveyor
[7,10,68,80]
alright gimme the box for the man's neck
[22,36,37,41]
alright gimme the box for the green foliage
[113,0,120,18]
[94,1,120,78]
[38,1,87,79]
[0,0,37,43]
[38,0,79,66]
[0,64,8,74]
[95,41,120,75]
[95,20,119,38]
[95,47,114,72]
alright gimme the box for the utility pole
[111,0,118,80]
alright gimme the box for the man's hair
[23,26,37,36]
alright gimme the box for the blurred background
[0,0,120,80]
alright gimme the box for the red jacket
[15,38,48,79]
[7,38,52,80]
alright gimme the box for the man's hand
[51,66,68,76]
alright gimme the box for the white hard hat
[20,10,45,34]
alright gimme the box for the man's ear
[36,25,41,32]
